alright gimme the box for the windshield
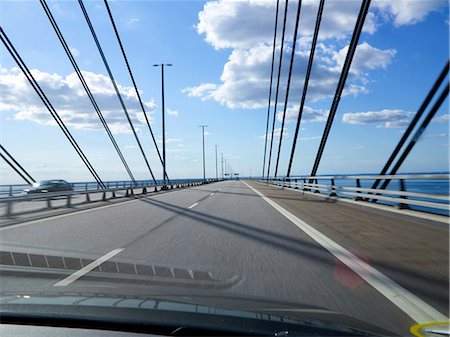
[0,1,448,336]
[38,180,54,186]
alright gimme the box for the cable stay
[372,61,449,191]
[78,0,157,184]
[266,0,289,179]
[262,0,280,180]
[0,144,36,185]
[310,0,372,177]
[286,0,325,178]
[378,80,449,191]
[39,0,137,185]
[274,0,302,177]
[0,27,106,188]
[103,0,169,183]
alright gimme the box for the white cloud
[372,0,447,27]
[0,66,156,134]
[424,132,448,138]
[126,17,140,26]
[332,42,396,72]
[260,127,289,141]
[186,0,444,110]
[167,108,179,117]
[167,148,188,153]
[196,0,378,50]
[342,109,414,128]
[184,42,394,109]
[166,138,182,143]
[277,105,329,123]
[196,0,446,50]
[298,135,321,141]
[182,83,218,100]
[69,46,80,57]
[433,114,450,123]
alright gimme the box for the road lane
[118,180,416,334]
[0,183,220,255]
[243,181,447,324]
[246,180,449,316]
[0,180,441,335]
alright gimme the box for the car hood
[0,291,395,336]
[0,248,396,335]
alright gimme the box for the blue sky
[0,0,449,184]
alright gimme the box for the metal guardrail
[0,179,213,198]
[0,179,219,218]
[262,174,449,215]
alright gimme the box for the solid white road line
[210,193,215,196]
[242,181,448,324]
[54,248,124,287]
[188,202,199,209]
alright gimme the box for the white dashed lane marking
[54,248,124,287]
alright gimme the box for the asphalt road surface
[0,180,447,335]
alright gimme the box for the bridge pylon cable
[0,27,106,188]
[371,61,449,191]
[0,144,36,184]
[274,0,302,178]
[39,0,137,186]
[310,0,371,177]
[103,0,169,183]
[262,0,280,180]
[286,0,325,178]
[77,0,157,184]
[266,0,289,179]
[379,82,449,190]
[0,153,32,185]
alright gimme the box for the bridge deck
[0,180,448,336]
[246,180,449,316]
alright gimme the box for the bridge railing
[0,179,212,198]
[0,178,220,219]
[262,174,449,216]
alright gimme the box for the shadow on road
[133,194,448,313]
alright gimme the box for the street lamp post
[153,63,172,190]
[224,159,227,178]
[213,145,218,180]
[199,125,207,180]
[221,153,224,180]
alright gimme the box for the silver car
[23,180,74,194]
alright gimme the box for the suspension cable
[103,0,169,183]
[379,82,449,190]
[0,153,32,185]
[274,0,302,177]
[266,0,289,179]
[39,0,137,185]
[261,0,280,179]
[0,27,105,188]
[0,144,36,184]
[78,0,157,184]
[371,61,449,190]
[310,0,371,177]
[286,0,325,177]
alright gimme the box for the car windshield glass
[38,180,53,186]
[0,1,448,336]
